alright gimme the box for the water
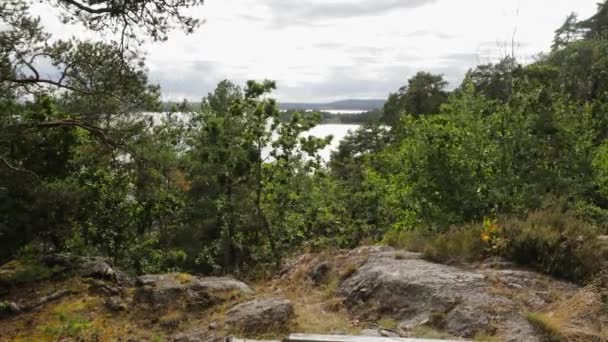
[142,112,362,162]
[303,124,360,162]
[321,109,367,115]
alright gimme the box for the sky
[35,0,600,103]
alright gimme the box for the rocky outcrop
[134,273,253,310]
[226,297,294,333]
[42,254,133,285]
[333,246,578,340]
[171,329,221,342]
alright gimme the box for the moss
[37,312,95,339]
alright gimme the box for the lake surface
[144,112,361,162]
[303,124,361,162]
[321,109,367,115]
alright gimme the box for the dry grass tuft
[525,285,607,341]
[409,326,455,339]
[174,272,194,284]
[377,318,398,330]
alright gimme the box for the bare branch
[0,156,42,182]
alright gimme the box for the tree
[552,12,582,50]
[185,80,330,272]
[0,0,204,264]
[460,57,521,103]
[578,0,608,39]
[382,72,448,126]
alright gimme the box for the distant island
[162,98,386,124]
[279,99,385,111]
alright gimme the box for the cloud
[149,61,230,101]
[402,30,456,40]
[274,64,411,102]
[263,0,438,26]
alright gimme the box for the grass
[174,272,194,284]
[0,260,65,285]
[410,326,455,339]
[377,318,398,330]
[38,312,94,339]
[338,261,359,280]
[473,333,501,342]
[523,285,607,341]
[525,312,562,341]
[159,310,187,328]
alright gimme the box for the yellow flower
[481,233,490,242]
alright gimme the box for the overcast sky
[37,0,599,103]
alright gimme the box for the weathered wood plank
[285,333,467,342]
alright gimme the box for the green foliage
[594,141,608,198]
[1,0,608,287]
[382,71,448,126]
[387,203,606,283]
[38,312,94,339]
[421,224,487,265]
[0,301,10,314]
[502,205,605,282]
[0,260,65,285]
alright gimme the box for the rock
[86,278,121,296]
[378,329,400,338]
[38,289,73,305]
[482,269,577,309]
[104,296,128,311]
[172,329,219,342]
[337,246,564,339]
[226,297,294,333]
[307,261,331,285]
[195,276,254,295]
[361,329,382,336]
[8,301,21,313]
[42,254,133,285]
[0,301,21,315]
[134,273,252,310]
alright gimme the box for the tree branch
[0,157,41,182]
[57,0,114,14]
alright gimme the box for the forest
[2,0,608,287]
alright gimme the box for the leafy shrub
[383,229,430,253]
[0,260,64,286]
[421,223,487,264]
[502,207,605,283]
[573,200,608,232]
[384,224,487,264]
[384,204,605,283]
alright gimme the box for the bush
[0,260,65,286]
[384,223,487,265]
[573,200,608,232]
[503,207,606,283]
[421,224,486,264]
[384,204,606,283]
